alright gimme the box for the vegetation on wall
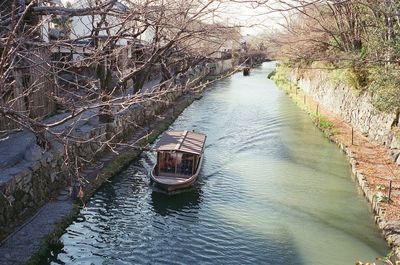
[265,0,400,113]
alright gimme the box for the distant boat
[243,66,250,76]
[151,130,207,191]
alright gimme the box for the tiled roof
[153,130,206,155]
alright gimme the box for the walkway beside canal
[47,63,389,265]
[280,82,400,259]
[0,92,195,265]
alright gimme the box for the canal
[51,62,389,264]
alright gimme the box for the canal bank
[0,56,241,248]
[0,95,196,265]
[0,64,240,265]
[46,62,389,265]
[270,64,400,260]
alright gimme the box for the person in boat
[151,130,207,191]
[166,153,175,173]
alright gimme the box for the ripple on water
[52,62,388,265]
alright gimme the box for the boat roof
[152,130,207,155]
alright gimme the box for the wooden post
[388,180,393,203]
[351,127,354,145]
[146,119,149,140]
[192,156,196,175]
[174,153,178,175]
[156,153,160,175]
[316,104,319,115]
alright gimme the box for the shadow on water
[150,187,203,216]
[49,62,389,265]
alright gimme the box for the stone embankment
[0,88,184,235]
[0,89,188,264]
[272,65,400,259]
[0,58,236,264]
[289,68,400,164]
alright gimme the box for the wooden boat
[243,66,250,76]
[151,130,207,191]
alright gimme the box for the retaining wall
[284,67,400,258]
[290,68,400,164]
[0,57,239,241]
[0,78,201,241]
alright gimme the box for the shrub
[319,118,333,130]
[369,67,400,112]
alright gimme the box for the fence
[0,47,56,132]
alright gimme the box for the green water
[51,62,388,265]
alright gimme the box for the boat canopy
[152,130,206,155]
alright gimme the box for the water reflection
[150,187,202,216]
[51,62,389,265]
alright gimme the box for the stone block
[30,161,41,172]
[24,172,33,185]
[50,172,57,183]
[6,195,15,205]
[24,143,42,162]
[390,135,400,149]
[40,157,48,167]
[51,160,58,169]
[390,149,400,162]
[79,125,93,138]
[5,178,17,195]
[14,168,31,184]
[88,116,99,126]
[45,152,54,163]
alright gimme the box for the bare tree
[0,0,243,184]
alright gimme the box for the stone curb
[272,67,400,259]
[332,139,400,259]
[19,80,217,264]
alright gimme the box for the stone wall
[0,136,67,240]
[208,59,235,76]
[290,68,400,164]
[0,54,233,241]
[0,74,201,241]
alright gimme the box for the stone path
[0,77,162,186]
[0,193,72,265]
[0,131,37,184]
[0,93,191,264]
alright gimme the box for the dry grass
[294,88,400,221]
[273,68,400,221]
[329,114,400,220]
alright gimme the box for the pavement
[0,131,37,184]
[0,77,162,185]
[0,194,73,265]
[0,83,190,264]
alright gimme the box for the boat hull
[151,155,203,192]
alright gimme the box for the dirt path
[283,86,400,257]
[303,93,400,220]
[329,115,400,220]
